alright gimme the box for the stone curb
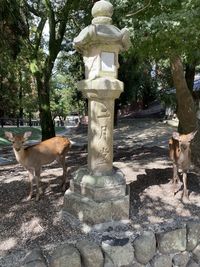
[22,222,200,267]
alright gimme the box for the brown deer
[169,131,197,199]
[5,131,71,201]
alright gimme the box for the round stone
[92,0,113,19]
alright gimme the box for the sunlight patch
[3,176,24,183]
[53,211,62,225]
[0,237,17,251]
[148,215,164,224]
[20,217,44,235]
[78,211,84,221]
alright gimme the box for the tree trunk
[19,72,23,126]
[170,55,200,169]
[170,55,197,133]
[36,73,55,140]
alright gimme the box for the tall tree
[25,0,82,140]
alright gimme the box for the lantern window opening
[100,51,116,72]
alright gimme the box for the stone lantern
[64,0,131,225]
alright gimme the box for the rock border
[22,221,200,267]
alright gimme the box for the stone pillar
[63,0,131,225]
[81,80,123,176]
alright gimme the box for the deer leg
[27,170,34,200]
[35,168,42,201]
[182,172,189,199]
[58,155,68,190]
[172,163,179,195]
[173,163,180,183]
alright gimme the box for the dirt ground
[0,118,200,267]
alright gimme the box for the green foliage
[117,0,200,60]
[51,49,86,118]
[30,60,40,74]
[0,0,28,59]
[112,0,200,111]
[0,55,19,117]
[160,91,177,109]
[118,50,158,108]
[0,49,38,120]
[50,76,85,118]
[0,0,90,140]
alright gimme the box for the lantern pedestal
[64,168,129,225]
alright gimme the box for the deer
[5,131,71,201]
[169,131,197,200]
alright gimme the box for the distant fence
[0,118,40,128]
[0,116,89,128]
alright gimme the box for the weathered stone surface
[49,244,81,267]
[131,263,145,267]
[76,240,104,267]
[102,237,134,267]
[192,244,200,263]
[71,167,126,201]
[133,231,156,264]
[64,189,112,224]
[22,248,46,267]
[157,228,186,254]
[64,190,129,224]
[151,254,171,267]
[86,95,119,174]
[186,259,199,267]
[104,254,115,267]
[91,0,113,20]
[111,195,129,221]
[172,251,190,267]
[186,222,200,251]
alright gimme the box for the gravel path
[0,118,200,266]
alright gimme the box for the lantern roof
[73,0,131,53]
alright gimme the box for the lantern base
[63,167,129,225]
[63,189,129,225]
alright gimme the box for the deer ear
[172,132,180,141]
[5,131,14,141]
[188,130,197,141]
[23,131,32,140]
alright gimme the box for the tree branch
[69,14,82,32]
[34,16,47,55]
[57,0,74,46]
[126,0,151,17]
[44,0,56,55]
[24,2,44,17]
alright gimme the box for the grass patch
[0,126,66,147]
